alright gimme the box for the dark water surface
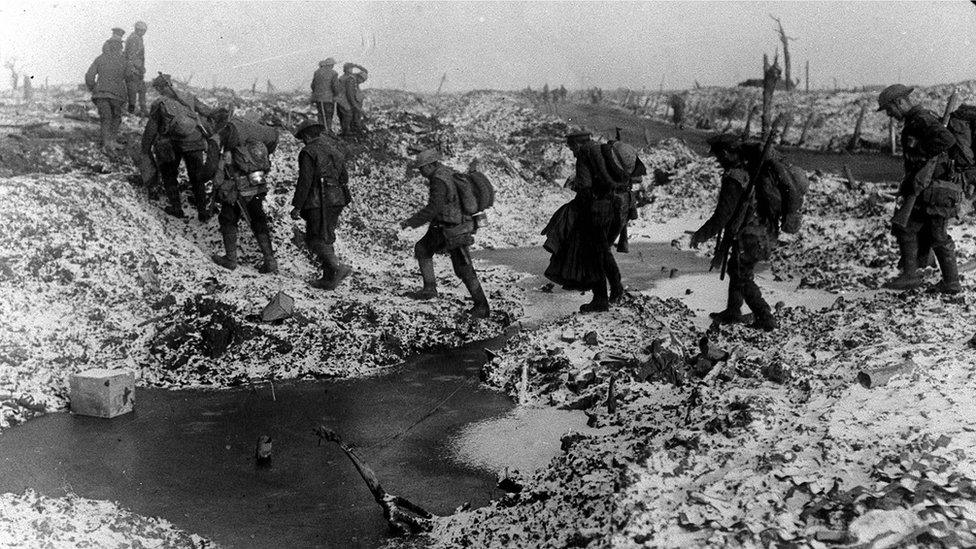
[0,241,708,549]
[0,337,513,549]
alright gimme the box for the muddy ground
[3,82,976,548]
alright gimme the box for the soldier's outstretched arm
[693,174,745,244]
[403,177,445,228]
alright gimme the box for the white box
[69,368,135,418]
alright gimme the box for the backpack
[159,95,203,140]
[758,158,809,234]
[232,141,272,174]
[452,172,480,216]
[948,104,976,168]
[466,169,495,210]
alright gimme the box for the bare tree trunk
[847,102,867,151]
[761,53,782,138]
[435,73,447,95]
[771,15,795,91]
[805,60,810,93]
[797,112,816,147]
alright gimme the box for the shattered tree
[770,15,796,91]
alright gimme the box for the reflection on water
[449,407,604,475]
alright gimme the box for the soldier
[124,21,148,116]
[399,149,490,319]
[209,109,280,274]
[85,39,129,152]
[543,131,623,313]
[290,120,353,289]
[141,73,216,220]
[110,27,125,43]
[310,58,341,133]
[690,134,778,331]
[338,62,368,136]
[877,84,962,294]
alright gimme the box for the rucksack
[466,169,495,210]
[758,158,809,234]
[159,95,204,140]
[452,172,480,216]
[948,104,976,168]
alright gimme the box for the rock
[497,475,523,494]
[560,432,586,452]
[698,336,729,362]
[690,356,714,378]
[560,330,577,343]
[583,331,599,346]
[761,360,791,384]
[255,435,272,467]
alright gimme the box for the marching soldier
[690,134,778,331]
[338,62,368,136]
[141,73,215,220]
[209,109,280,274]
[400,149,490,318]
[290,120,353,289]
[310,58,341,133]
[877,84,962,294]
[124,21,149,116]
[85,39,129,152]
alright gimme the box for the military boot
[164,188,186,219]
[580,282,610,313]
[308,243,334,289]
[751,313,779,332]
[883,238,923,290]
[406,258,439,300]
[320,247,352,290]
[459,266,490,319]
[255,233,279,275]
[211,232,238,270]
[710,285,745,324]
[928,247,962,294]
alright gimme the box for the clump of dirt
[150,294,293,373]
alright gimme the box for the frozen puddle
[645,272,868,329]
[449,406,602,475]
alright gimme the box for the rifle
[891,91,962,229]
[712,117,783,280]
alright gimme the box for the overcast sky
[0,1,973,92]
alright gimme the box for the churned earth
[3,82,976,547]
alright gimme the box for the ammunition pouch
[737,224,772,263]
[440,219,475,250]
[921,178,962,218]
